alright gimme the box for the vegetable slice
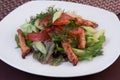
[82,26,97,35]
[52,10,62,23]
[33,41,47,54]
[34,19,44,30]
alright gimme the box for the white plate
[0,1,120,77]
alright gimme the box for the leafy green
[33,51,42,59]
[86,36,98,47]
[29,7,58,25]
[52,33,62,43]
[50,56,65,66]
[74,34,105,61]
[56,44,64,53]
[15,33,32,48]
[64,20,77,29]
[26,40,32,47]
[15,34,20,48]
[70,38,79,48]
[33,50,66,66]
[21,33,32,47]
[93,29,105,42]
[82,26,96,35]
[33,51,47,64]
[85,29,105,47]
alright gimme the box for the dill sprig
[29,6,58,25]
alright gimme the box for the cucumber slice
[34,19,44,30]
[52,10,62,23]
[33,41,47,54]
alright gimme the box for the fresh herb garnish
[15,34,20,48]
[30,7,58,25]
[64,20,78,29]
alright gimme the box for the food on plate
[17,29,31,58]
[15,7,106,66]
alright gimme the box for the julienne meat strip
[74,17,98,28]
[69,27,86,49]
[77,28,86,49]
[17,29,31,58]
[62,42,78,66]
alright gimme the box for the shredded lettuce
[73,34,105,61]
[82,26,97,35]
[15,34,20,48]
[29,6,58,25]
[93,29,105,42]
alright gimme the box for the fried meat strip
[69,27,86,49]
[17,29,31,58]
[62,42,78,66]
[75,17,98,28]
[77,28,86,49]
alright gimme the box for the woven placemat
[62,0,120,14]
[0,0,120,21]
[0,0,31,21]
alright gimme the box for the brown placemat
[62,0,120,14]
[0,0,120,21]
[0,0,31,21]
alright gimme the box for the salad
[15,7,106,66]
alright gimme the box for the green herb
[56,44,64,53]
[73,34,105,61]
[52,33,62,43]
[15,32,32,48]
[70,39,79,48]
[33,51,47,64]
[26,40,33,47]
[24,33,33,47]
[64,20,77,29]
[33,51,42,59]
[15,34,20,48]
[86,36,97,47]
[29,7,58,25]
